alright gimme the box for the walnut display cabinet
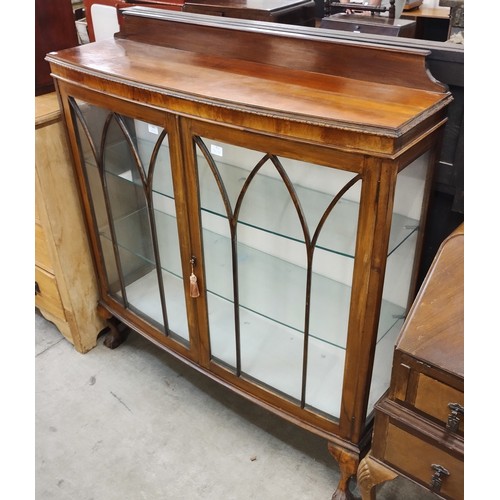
[46,9,452,498]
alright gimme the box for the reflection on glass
[195,137,368,418]
[69,99,189,345]
[367,152,430,417]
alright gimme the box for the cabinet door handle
[446,402,464,432]
[189,256,200,298]
[35,281,41,295]
[430,464,449,493]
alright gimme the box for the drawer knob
[430,464,449,493]
[35,281,41,295]
[446,402,464,432]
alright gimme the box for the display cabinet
[46,9,452,498]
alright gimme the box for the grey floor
[36,309,437,500]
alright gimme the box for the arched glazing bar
[70,98,171,334]
[69,99,129,306]
[194,136,271,375]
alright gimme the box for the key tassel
[189,257,200,298]
[190,273,200,298]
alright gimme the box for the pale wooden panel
[35,222,53,273]
[35,92,106,353]
[35,266,66,321]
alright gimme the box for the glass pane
[195,136,362,417]
[70,99,189,345]
[367,152,430,415]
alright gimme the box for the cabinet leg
[327,442,358,500]
[356,453,398,500]
[103,316,128,349]
[97,306,128,349]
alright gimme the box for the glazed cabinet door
[180,119,431,430]
[185,127,359,422]
[66,96,197,358]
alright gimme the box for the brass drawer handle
[446,402,464,432]
[35,281,41,295]
[430,464,449,493]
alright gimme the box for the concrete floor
[35,309,437,500]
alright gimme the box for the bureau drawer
[415,373,464,433]
[372,399,464,500]
[35,222,53,273]
[384,423,463,499]
[35,266,66,321]
[392,354,464,435]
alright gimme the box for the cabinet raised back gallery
[46,9,452,498]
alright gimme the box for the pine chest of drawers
[35,93,106,352]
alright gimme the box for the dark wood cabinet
[35,0,79,95]
[184,0,316,26]
[357,224,464,499]
[83,0,184,42]
[83,0,314,43]
[46,10,452,498]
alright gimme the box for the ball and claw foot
[103,316,127,349]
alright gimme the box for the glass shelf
[99,256,403,420]
[122,267,190,344]
[93,137,419,260]
[195,152,418,259]
[100,204,405,351]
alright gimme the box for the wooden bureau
[35,92,106,353]
[357,223,464,499]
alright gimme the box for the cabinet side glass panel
[195,137,364,419]
[367,152,430,415]
[69,99,189,345]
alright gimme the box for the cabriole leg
[327,443,359,500]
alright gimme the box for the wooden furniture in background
[357,223,464,499]
[183,0,316,26]
[35,93,106,353]
[84,0,314,42]
[35,0,80,95]
[83,0,184,42]
[320,13,416,37]
[321,0,415,38]
[401,5,451,41]
[47,9,451,497]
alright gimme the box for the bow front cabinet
[47,9,452,498]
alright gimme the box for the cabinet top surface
[397,225,463,377]
[47,37,447,134]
